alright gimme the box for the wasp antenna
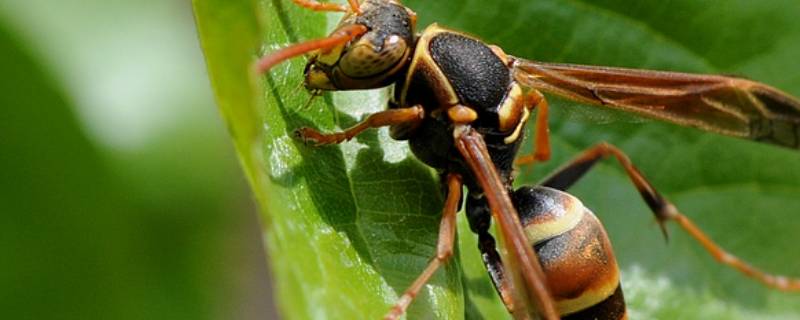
[290,0,347,13]
[290,0,362,14]
[256,24,368,74]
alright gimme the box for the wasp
[256,0,800,318]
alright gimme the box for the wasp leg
[384,173,462,320]
[515,90,551,167]
[456,128,560,320]
[294,105,423,146]
[465,195,517,310]
[541,142,800,291]
[290,0,360,13]
[256,24,367,73]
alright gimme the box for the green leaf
[194,1,460,319]
[195,0,800,319]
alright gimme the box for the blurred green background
[0,1,275,319]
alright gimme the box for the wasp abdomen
[513,186,626,319]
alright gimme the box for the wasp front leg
[294,105,423,146]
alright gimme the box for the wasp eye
[339,35,407,78]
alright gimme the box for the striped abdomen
[512,186,626,319]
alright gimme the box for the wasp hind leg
[541,142,800,291]
[384,173,462,320]
[294,105,423,146]
[464,195,517,311]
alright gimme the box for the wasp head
[304,0,417,91]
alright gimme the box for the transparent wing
[512,58,800,149]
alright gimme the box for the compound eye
[338,34,407,78]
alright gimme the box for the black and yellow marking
[467,186,626,319]
[399,24,461,109]
[304,0,415,90]
[515,186,624,318]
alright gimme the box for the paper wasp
[255,0,800,318]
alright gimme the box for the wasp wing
[512,58,800,149]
